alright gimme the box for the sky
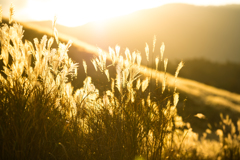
[1,0,240,27]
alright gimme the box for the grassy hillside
[15,17,240,136]
[1,15,240,159]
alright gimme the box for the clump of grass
[0,5,240,160]
[0,7,80,159]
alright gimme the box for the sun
[23,0,171,27]
[51,0,159,27]
[19,0,240,27]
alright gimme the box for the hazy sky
[1,0,240,27]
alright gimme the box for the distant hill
[28,3,240,63]
[167,58,240,94]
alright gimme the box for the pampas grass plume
[175,61,184,78]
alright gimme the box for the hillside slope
[0,17,237,135]
[23,21,240,111]
[2,16,240,160]
[20,21,240,134]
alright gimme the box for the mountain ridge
[26,3,240,63]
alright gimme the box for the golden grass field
[1,6,240,160]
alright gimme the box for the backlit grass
[0,5,240,160]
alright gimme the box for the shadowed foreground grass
[0,8,240,160]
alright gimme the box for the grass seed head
[104,69,110,82]
[54,28,58,44]
[109,47,116,65]
[136,78,141,90]
[47,37,54,50]
[91,59,98,71]
[160,42,165,61]
[173,92,179,108]
[175,61,184,78]
[145,43,149,61]
[153,35,157,53]
[125,48,131,62]
[9,3,14,24]
[164,58,168,72]
[136,52,141,66]
[162,74,166,93]
[132,51,136,64]
[52,15,57,29]
[83,60,87,74]
[115,45,120,57]
[155,57,159,71]
[142,77,149,92]
[194,113,206,119]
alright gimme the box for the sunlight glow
[2,0,240,27]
